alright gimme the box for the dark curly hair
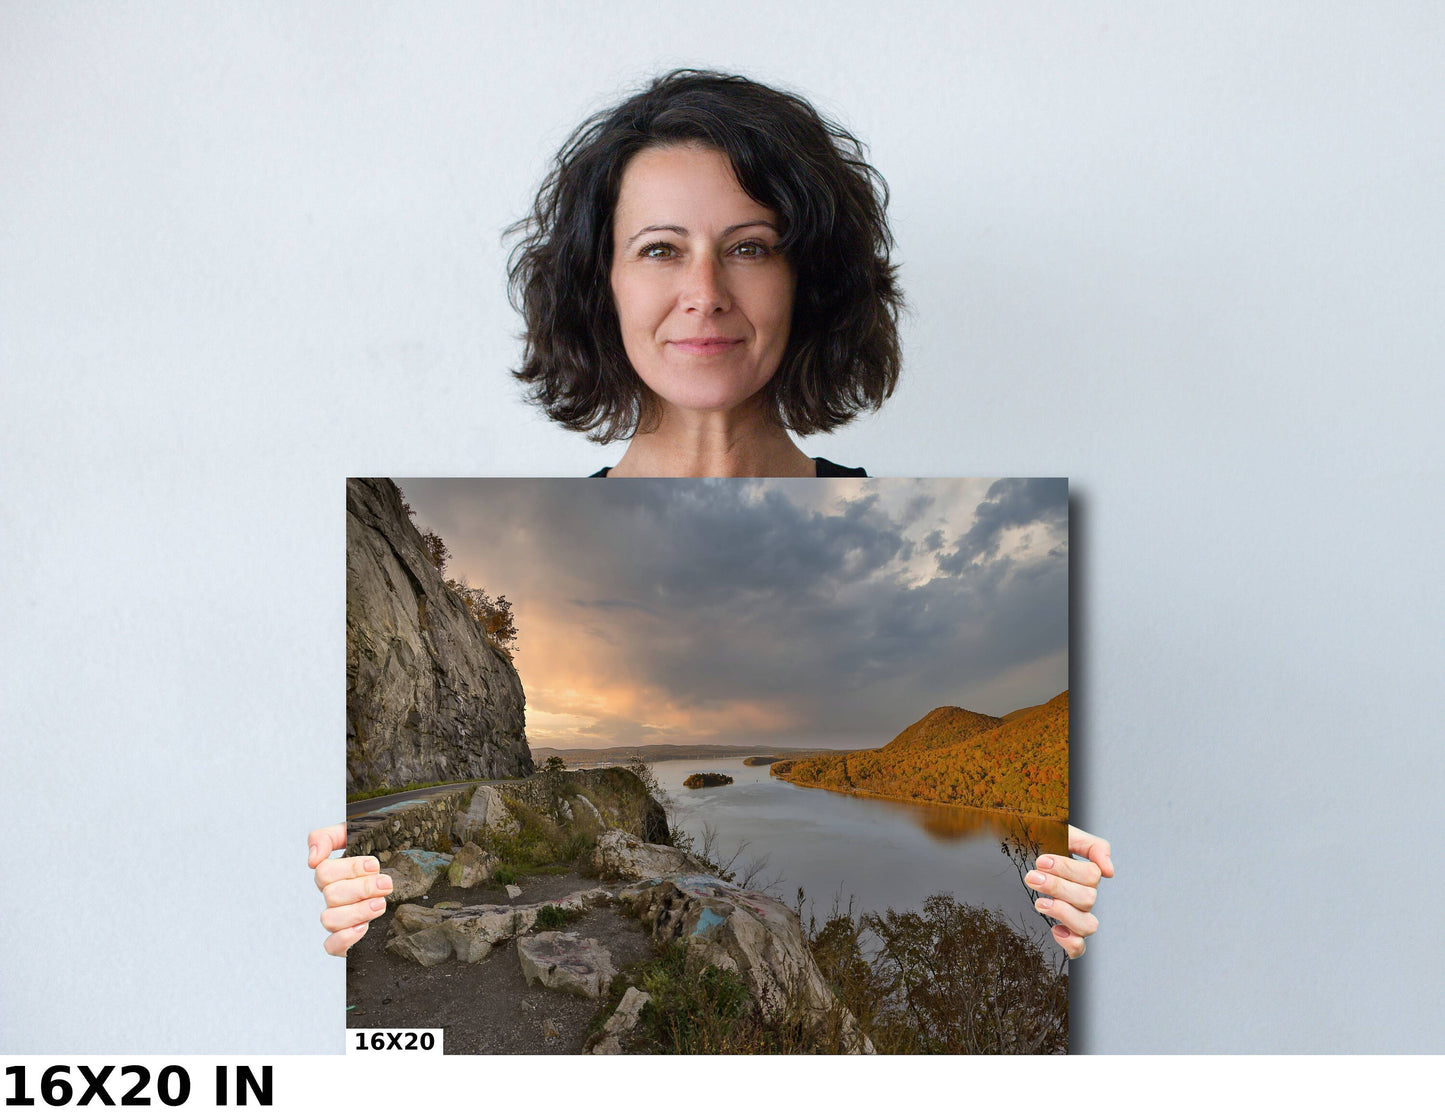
[507,69,903,443]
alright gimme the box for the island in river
[683,772,734,789]
[771,690,1068,822]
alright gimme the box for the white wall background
[3,2,1441,1054]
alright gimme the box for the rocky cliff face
[346,477,533,794]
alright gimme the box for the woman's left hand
[1026,826,1114,959]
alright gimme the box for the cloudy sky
[395,477,1068,751]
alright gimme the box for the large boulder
[386,925,452,968]
[590,830,709,880]
[391,903,447,932]
[516,932,615,999]
[453,785,519,843]
[346,478,533,795]
[384,849,453,903]
[446,841,499,888]
[495,768,669,844]
[618,873,874,1054]
[385,888,609,966]
[440,904,537,964]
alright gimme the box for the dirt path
[345,870,656,1054]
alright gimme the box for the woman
[311,69,1112,960]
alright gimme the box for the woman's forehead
[614,144,777,232]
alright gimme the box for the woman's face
[609,143,795,420]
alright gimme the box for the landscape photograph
[344,475,1070,1054]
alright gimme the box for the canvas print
[344,475,1070,1054]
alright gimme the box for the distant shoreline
[536,745,858,766]
[773,773,1067,826]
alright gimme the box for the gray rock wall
[345,768,669,857]
[346,787,474,857]
[346,478,533,795]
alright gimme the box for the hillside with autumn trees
[772,691,1068,821]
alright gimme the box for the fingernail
[369,898,385,912]
[1035,897,1053,910]
[364,858,380,873]
[1026,871,1046,887]
[377,874,392,892]
[309,845,318,863]
[1037,855,1055,870]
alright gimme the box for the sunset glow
[396,478,1068,751]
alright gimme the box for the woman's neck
[608,401,815,478]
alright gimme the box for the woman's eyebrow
[623,224,687,247]
[622,220,779,248]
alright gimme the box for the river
[638,755,1069,966]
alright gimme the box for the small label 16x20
[346,1029,444,1055]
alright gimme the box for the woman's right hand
[308,824,393,956]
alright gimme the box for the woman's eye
[639,242,676,259]
[731,241,770,258]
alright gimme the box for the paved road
[345,781,483,823]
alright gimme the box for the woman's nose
[680,255,731,314]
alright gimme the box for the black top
[590,456,867,478]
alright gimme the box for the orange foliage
[776,692,1068,821]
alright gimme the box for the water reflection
[876,797,1067,852]
[634,755,1067,967]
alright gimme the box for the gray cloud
[936,477,1068,574]
[395,477,1068,748]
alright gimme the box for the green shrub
[534,904,580,931]
[559,831,596,865]
[613,942,815,1055]
[863,893,1068,1054]
[485,799,563,869]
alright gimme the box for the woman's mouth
[669,337,744,355]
